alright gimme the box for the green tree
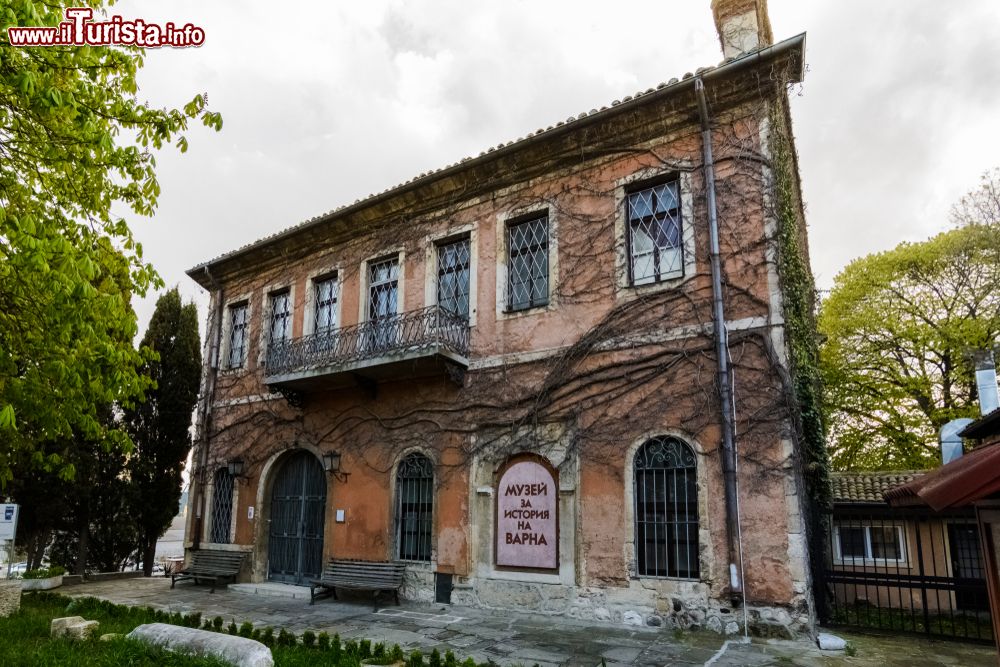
[819,222,1000,470]
[0,1,221,486]
[125,288,201,576]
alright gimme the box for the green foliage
[0,0,221,487]
[278,628,297,647]
[819,223,1000,469]
[407,649,424,667]
[390,644,405,662]
[302,630,317,647]
[227,619,238,635]
[239,621,254,638]
[124,288,201,574]
[444,650,457,667]
[460,659,476,667]
[21,566,65,579]
[261,627,275,647]
[359,639,372,659]
[318,631,331,650]
[429,649,441,667]
[212,616,224,631]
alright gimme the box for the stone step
[228,582,311,600]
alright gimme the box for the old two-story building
[182,0,827,637]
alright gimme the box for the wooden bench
[310,559,407,608]
[170,550,246,593]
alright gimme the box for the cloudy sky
[122,0,1000,335]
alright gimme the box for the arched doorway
[268,451,326,584]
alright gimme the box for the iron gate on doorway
[268,451,326,585]
[822,507,993,643]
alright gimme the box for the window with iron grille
[268,290,291,347]
[633,436,699,578]
[506,215,549,312]
[396,453,433,562]
[368,257,399,320]
[627,180,683,285]
[210,468,235,544]
[437,237,471,319]
[226,302,249,368]
[313,275,340,333]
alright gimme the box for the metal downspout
[193,266,224,549]
[695,77,746,605]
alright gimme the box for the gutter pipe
[695,77,746,610]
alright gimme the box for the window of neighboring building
[268,290,291,347]
[627,179,683,285]
[396,453,433,562]
[210,467,235,544]
[834,524,906,563]
[313,275,340,334]
[226,302,249,369]
[368,256,400,350]
[633,436,699,578]
[506,215,549,312]
[437,237,471,319]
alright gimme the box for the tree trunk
[75,498,90,576]
[142,536,156,577]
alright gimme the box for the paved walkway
[61,578,996,667]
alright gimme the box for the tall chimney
[974,350,999,415]
[710,0,774,59]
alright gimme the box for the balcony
[264,305,470,394]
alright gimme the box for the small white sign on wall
[336,509,345,523]
[247,506,255,520]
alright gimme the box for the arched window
[396,453,433,561]
[633,436,698,578]
[210,468,235,544]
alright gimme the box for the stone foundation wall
[420,576,810,638]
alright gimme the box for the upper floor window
[369,257,400,321]
[437,237,471,319]
[314,275,340,334]
[268,290,291,346]
[627,179,683,285]
[634,436,699,578]
[506,215,549,312]
[227,302,249,369]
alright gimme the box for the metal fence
[822,506,993,643]
[265,305,469,377]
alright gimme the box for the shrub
[302,630,316,647]
[318,631,330,650]
[227,620,238,635]
[359,639,372,659]
[185,612,201,628]
[212,616,224,631]
[277,628,296,647]
[461,659,476,667]
[373,642,386,659]
[202,619,213,630]
[429,649,441,667]
[239,621,254,638]
[260,627,275,646]
[390,644,405,662]
[444,650,457,667]
[408,649,423,667]
[22,566,66,579]
[345,639,359,657]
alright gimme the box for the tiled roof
[186,34,806,283]
[831,471,925,504]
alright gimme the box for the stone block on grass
[51,616,100,639]
[128,623,273,667]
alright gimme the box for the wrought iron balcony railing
[264,305,470,379]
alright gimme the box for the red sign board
[496,458,558,570]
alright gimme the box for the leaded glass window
[268,290,291,346]
[369,257,399,350]
[627,180,683,285]
[396,453,433,562]
[437,237,471,319]
[227,302,249,369]
[506,215,549,311]
[633,436,699,578]
[210,468,235,544]
[313,276,340,333]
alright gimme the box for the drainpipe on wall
[192,266,225,550]
[695,78,746,608]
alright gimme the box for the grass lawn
[1,592,481,667]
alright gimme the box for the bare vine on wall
[195,64,828,600]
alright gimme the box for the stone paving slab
[60,577,997,666]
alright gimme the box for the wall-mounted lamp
[322,451,349,482]
[228,458,249,484]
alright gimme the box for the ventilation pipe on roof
[974,350,999,416]
[695,78,746,616]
